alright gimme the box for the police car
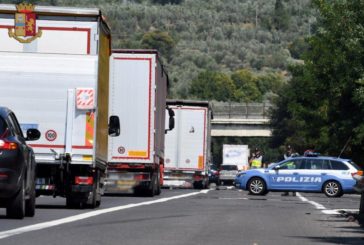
[235,155,361,197]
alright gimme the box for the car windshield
[210,165,218,171]
[221,165,238,171]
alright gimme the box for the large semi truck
[163,100,212,189]
[222,144,250,170]
[103,50,173,196]
[0,3,111,207]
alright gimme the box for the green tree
[189,71,236,102]
[151,0,183,4]
[271,0,364,163]
[141,30,175,61]
[273,0,290,31]
[231,69,262,102]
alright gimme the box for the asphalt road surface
[0,186,363,245]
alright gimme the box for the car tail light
[75,176,93,185]
[352,170,364,177]
[0,140,18,150]
[0,172,8,179]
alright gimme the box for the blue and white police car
[235,155,361,197]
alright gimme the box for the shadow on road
[36,204,68,209]
[293,235,364,245]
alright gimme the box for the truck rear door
[165,106,207,171]
[108,53,156,164]
[0,52,98,164]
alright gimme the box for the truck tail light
[75,176,93,185]
[134,174,149,181]
[0,140,18,150]
[193,175,203,181]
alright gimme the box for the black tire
[247,177,267,195]
[323,180,343,197]
[146,174,156,197]
[7,179,25,219]
[66,197,80,209]
[25,179,36,217]
[155,174,161,195]
[89,172,101,208]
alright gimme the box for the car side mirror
[165,107,175,134]
[108,115,120,137]
[273,165,281,171]
[26,128,41,141]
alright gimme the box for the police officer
[249,148,264,169]
[282,145,297,196]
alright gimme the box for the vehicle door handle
[321,173,327,176]
[293,172,299,175]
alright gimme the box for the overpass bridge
[211,102,272,137]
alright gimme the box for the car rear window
[221,165,238,170]
[330,160,349,170]
[348,161,362,170]
[0,117,7,137]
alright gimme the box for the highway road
[0,186,363,245]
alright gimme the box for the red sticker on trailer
[45,130,57,141]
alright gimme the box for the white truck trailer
[163,100,212,189]
[103,50,173,196]
[0,3,111,207]
[222,144,250,170]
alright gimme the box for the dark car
[0,107,40,219]
[208,165,219,184]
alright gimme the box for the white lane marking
[322,209,359,215]
[0,190,210,240]
[219,197,248,200]
[296,192,326,210]
[296,193,359,214]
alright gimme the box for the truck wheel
[146,174,156,197]
[155,175,161,195]
[7,178,25,219]
[89,171,101,208]
[247,177,267,195]
[66,197,80,209]
[323,180,343,197]
[193,181,203,189]
[25,179,36,217]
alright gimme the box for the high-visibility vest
[251,156,262,168]
[286,162,295,169]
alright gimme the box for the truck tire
[25,179,36,217]
[89,171,101,208]
[193,181,203,189]
[66,197,81,209]
[155,174,161,195]
[146,174,156,197]
[7,178,26,219]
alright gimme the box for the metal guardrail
[211,101,273,119]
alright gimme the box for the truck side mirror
[165,107,175,134]
[108,115,120,137]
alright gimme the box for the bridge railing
[211,101,273,119]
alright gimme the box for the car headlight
[236,172,246,178]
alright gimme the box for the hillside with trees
[270,0,364,163]
[0,0,315,102]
